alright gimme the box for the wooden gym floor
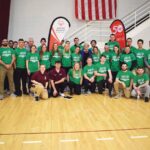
[0,93,150,150]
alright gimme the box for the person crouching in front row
[49,61,67,97]
[30,65,49,101]
[67,62,83,95]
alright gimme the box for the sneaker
[137,95,140,100]
[87,91,91,94]
[114,94,121,99]
[10,93,17,97]
[144,97,149,102]
[60,93,65,97]
[35,96,39,101]
[0,95,4,100]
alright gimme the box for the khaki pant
[0,66,14,95]
[30,85,48,100]
[145,68,150,80]
[114,81,131,98]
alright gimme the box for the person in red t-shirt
[49,61,67,97]
[31,65,49,101]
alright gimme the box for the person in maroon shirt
[31,65,49,101]
[49,61,67,97]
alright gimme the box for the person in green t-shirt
[68,62,83,95]
[62,43,72,74]
[120,46,136,71]
[131,67,150,102]
[71,46,82,67]
[0,39,15,99]
[83,57,96,93]
[94,55,113,96]
[51,43,62,67]
[58,40,65,55]
[37,38,46,53]
[114,63,134,99]
[110,45,120,83]
[14,38,28,96]
[102,44,112,65]
[144,49,150,79]
[132,39,146,68]
[39,44,52,71]
[70,37,83,53]
[26,45,40,91]
[126,38,137,53]
[92,46,101,65]
[106,34,120,52]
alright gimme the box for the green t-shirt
[83,64,95,78]
[94,63,110,82]
[15,48,27,68]
[62,51,72,67]
[68,69,83,84]
[120,53,136,70]
[102,51,112,65]
[145,50,150,65]
[40,51,52,69]
[26,52,40,73]
[133,49,146,67]
[70,45,83,53]
[37,46,42,53]
[133,73,149,86]
[71,53,82,66]
[92,53,100,65]
[110,52,120,72]
[51,51,61,67]
[107,41,120,51]
[116,70,134,87]
[0,47,15,65]
[58,45,64,55]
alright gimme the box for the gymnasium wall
[8,0,148,45]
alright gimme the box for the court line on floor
[0,127,150,136]
[60,139,79,143]
[96,137,114,141]
[22,140,42,144]
[130,135,149,139]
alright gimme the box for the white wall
[127,19,150,49]
[8,0,148,45]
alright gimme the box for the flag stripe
[95,0,100,20]
[88,0,92,20]
[101,0,106,19]
[108,0,112,18]
[75,0,79,19]
[75,0,117,20]
[81,0,85,20]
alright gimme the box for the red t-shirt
[31,71,49,86]
[49,68,66,82]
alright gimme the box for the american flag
[75,0,117,21]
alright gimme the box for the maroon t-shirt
[49,68,66,82]
[31,71,49,86]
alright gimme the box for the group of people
[0,34,150,102]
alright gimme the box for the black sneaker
[35,96,39,101]
[144,97,149,102]
[23,92,29,95]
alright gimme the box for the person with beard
[0,39,15,100]
[114,63,134,99]
[14,39,28,96]
[131,67,150,102]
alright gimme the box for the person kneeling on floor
[131,67,150,102]
[114,63,134,99]
[49,61,67,97]
[30,65,49,101]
